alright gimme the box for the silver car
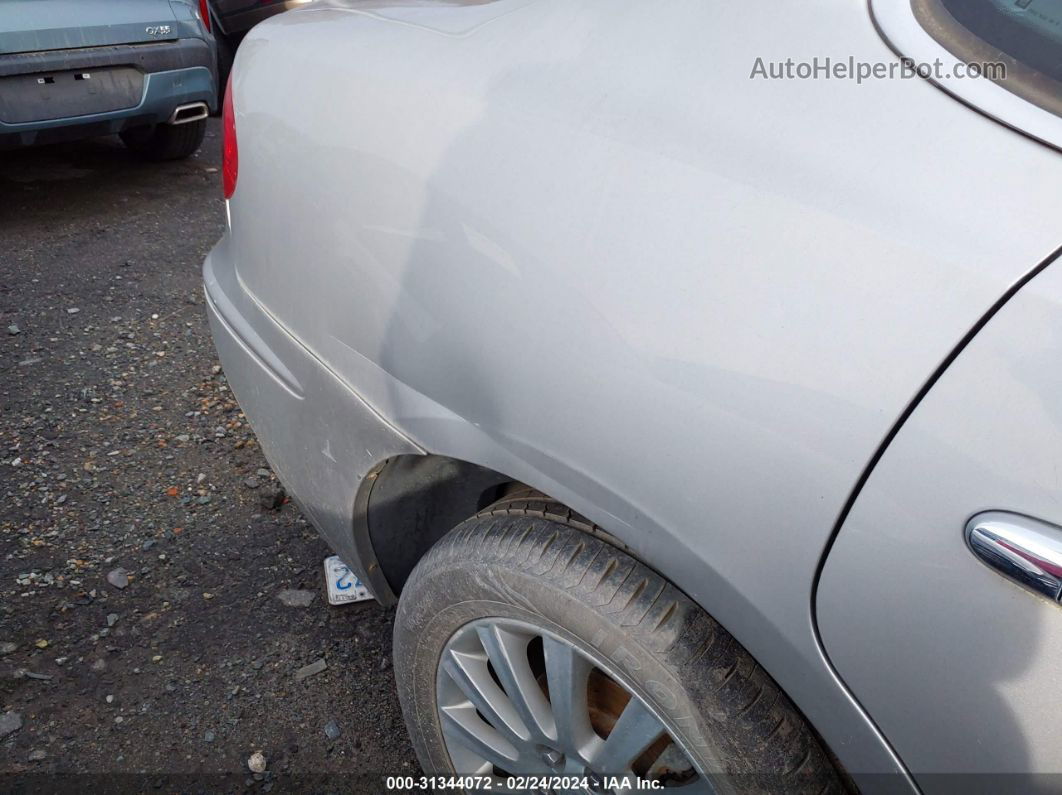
[204,1,1062,792]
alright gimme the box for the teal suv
[0,0,217,160]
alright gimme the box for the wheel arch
[353,453,513,606]
[352,452,644,604]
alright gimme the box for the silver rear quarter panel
[216,0,1062,787]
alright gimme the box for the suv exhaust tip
[167,102,208,125]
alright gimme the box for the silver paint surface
[820,262,1062,791]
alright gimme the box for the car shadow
[0,121,221,228]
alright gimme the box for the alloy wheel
[436,618,713,793]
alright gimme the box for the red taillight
[198,0,211,32]
[222,73,238,199]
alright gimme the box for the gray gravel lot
[0,121,415,791]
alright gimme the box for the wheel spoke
[440,704,520,772]
[477,624,556,742]
[542,635,597,758]
[591,697,666,776]
[443,648,530,742]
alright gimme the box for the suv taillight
[222,73,237,199]
[198,0,211,32]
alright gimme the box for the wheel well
[355,454,640,607]
[354,454,516,604]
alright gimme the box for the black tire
[120,119,206,161]
[394,492,842,794]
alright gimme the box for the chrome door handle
[966,512,1062,602]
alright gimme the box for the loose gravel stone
[277,589,315,608]
[295,659,327,681]
[7,324,19,335]
[260,489,286,511]
[323,720,342,741]
[0,712,22,739]
[0,642,16,656]
[106,568,129,589]
[106,613,119,627]
[248,751,267,774]
[28,749,46,762]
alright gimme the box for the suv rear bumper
[0,39,216,147]
[203,235,421,596]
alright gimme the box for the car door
[818,249,1062,793]
[818,5,1062,790]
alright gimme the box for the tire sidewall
[395,559,731,790]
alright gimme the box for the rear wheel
[394,494,842,794]
[120,119,206,161]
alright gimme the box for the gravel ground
[0,121,415,791]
